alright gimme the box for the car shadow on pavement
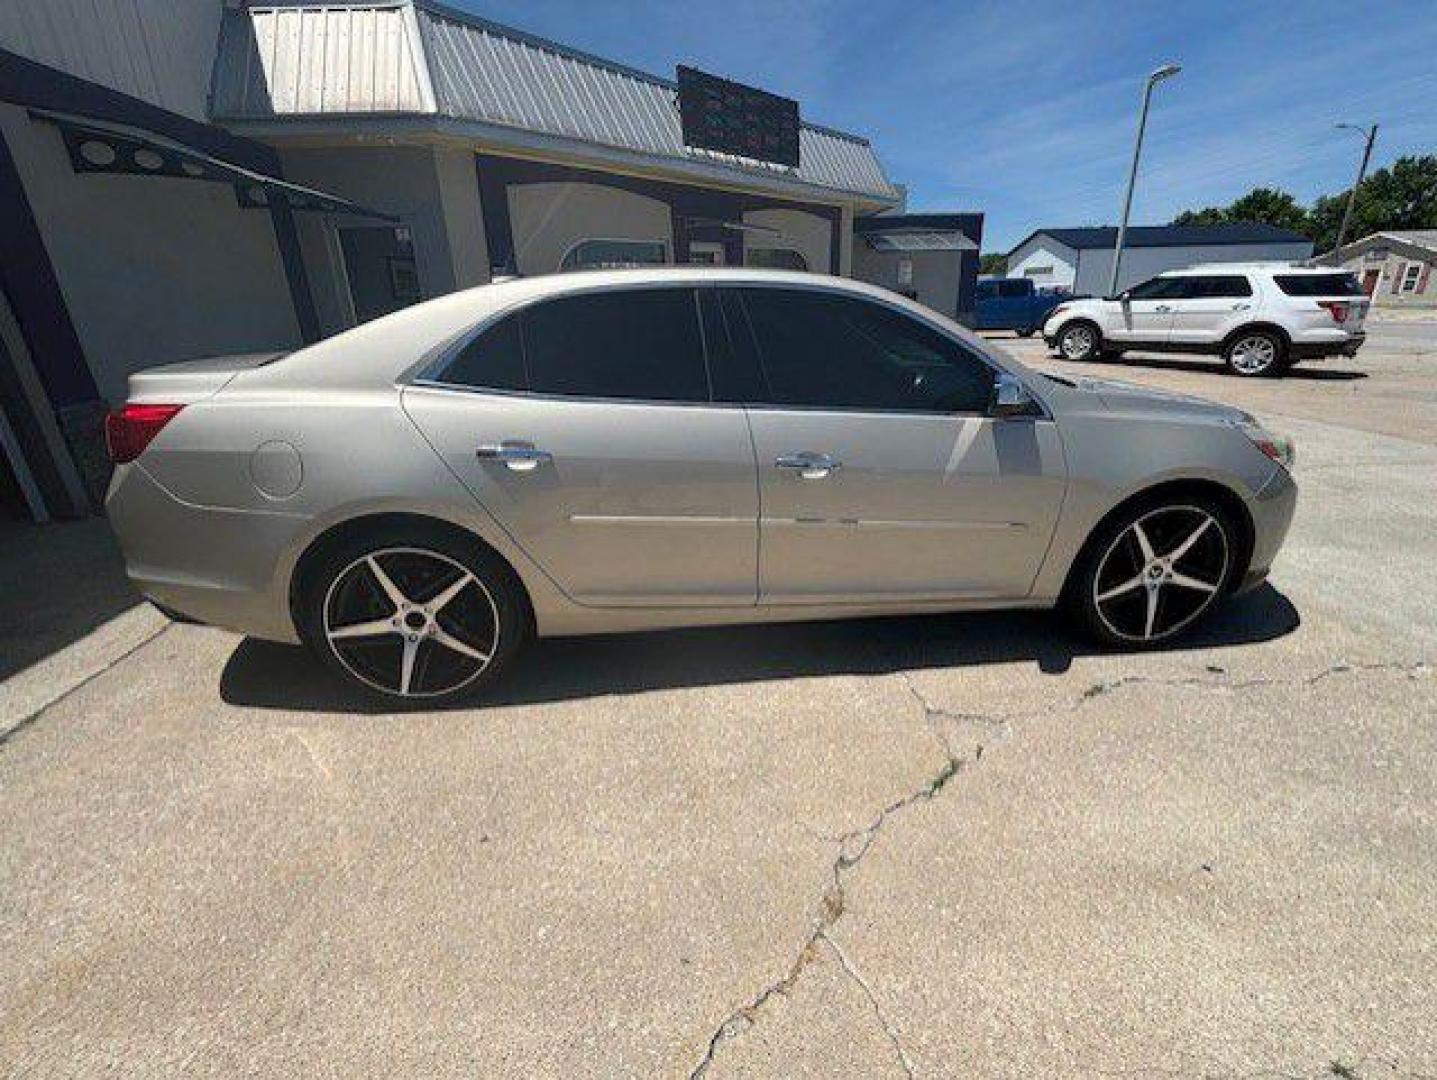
[1103,356,1369,381]
[219,583,1300,713]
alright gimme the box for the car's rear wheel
[1056,321,1101,361]
[1224,329,1287,377]
[299,524,530,705]
[1067,497,1236,648]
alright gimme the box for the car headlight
[1234,420,1295,470]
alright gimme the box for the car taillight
[104,403,184,464]
[1317,300,1349,323]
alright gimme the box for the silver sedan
[105,268,1297,703]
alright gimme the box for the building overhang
[220,114,902,214]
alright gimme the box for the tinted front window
[997,280,1029,298]
[1126,276,1186,300]
[523,289,709,402]
[438,312,527,390]
[1274,273,1364,297]
[736,288,994,413]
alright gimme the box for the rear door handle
[476,441,552,472]
[776,451,841,479]
[1232,302,1252,310]
[1154,305,1173,312]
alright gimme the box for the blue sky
[450,1,1437,252]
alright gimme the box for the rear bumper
[105,461,304,643]
[1291,331,1364,360]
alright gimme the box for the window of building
[745,248,809,272]
[1401,262,1424,293]
[559,239,667,271]
[733,288,994,414]
[1023,264,1054,278]
[523,288,709,402]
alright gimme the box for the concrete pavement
[1,316,1434,1078]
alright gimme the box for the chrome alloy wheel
[1228,334,1277,375]
[322,547,499,699]
[1092,506,1230,643]
[1060,324,1096,360]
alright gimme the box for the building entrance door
[339,226,422,325]
[1362,268,1381,297]
[688,241,726,265]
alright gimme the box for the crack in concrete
[689,677,965,1078]
[821,929,916,1079]
[687,655,1430,1078]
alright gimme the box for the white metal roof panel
[211,4,434,118]
[210,2,898,202]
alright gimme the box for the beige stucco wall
[741,207,832,273]
[508,182,672,275]
[434,148,489,289]
[279,145,462,336]
[0,104,299,403]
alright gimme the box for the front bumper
[1236,464,1298,593]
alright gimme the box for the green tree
[979,252,1007,276]
[1172,206,1228,226]
[1172,187,1310,235]
[1309,155,1437,252]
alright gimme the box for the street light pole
[1109,63,1182,297]
[1330,122,1378,264]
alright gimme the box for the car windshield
[1273,273,1364,297]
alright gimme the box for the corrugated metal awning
[28,107,397,219]
[863,231,978,252]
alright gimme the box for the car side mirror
[990,374,1040,420]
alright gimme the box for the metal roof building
[1007,223,1314,296]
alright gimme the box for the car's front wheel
[1224,329,1287,377]
[1056,321,1102,361]
[1067,497,1237,648]
[298,523,530,705]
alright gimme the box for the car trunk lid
[124,351,289,404]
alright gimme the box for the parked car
[1042,264,1368,376]
[105,268,1296,704]
[976,277,1069,335]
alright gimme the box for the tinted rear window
[1273,273,1364,297]
[523,288,709,402]
[439,313,527,391]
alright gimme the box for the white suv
[1041,264,1369,377]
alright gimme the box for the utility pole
[1109,64,1182,296]
[1330,122,1378,264]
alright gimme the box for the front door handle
[776,451,841,479]
[476,441,552,472]
[1154,304,1173,312]
[1232,302,1252,310]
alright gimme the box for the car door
[403,286,759,607]
[1104,275,1181,344]
[1167,274,1255,345]
[717,286,1068,604]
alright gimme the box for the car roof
[1155,262,1338,277]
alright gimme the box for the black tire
[297,521,531,706]
[1223,328,1287,378]
[1065,494,1238,649]
[1055,320,1102,361]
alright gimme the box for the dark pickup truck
[975,278,1069,335]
